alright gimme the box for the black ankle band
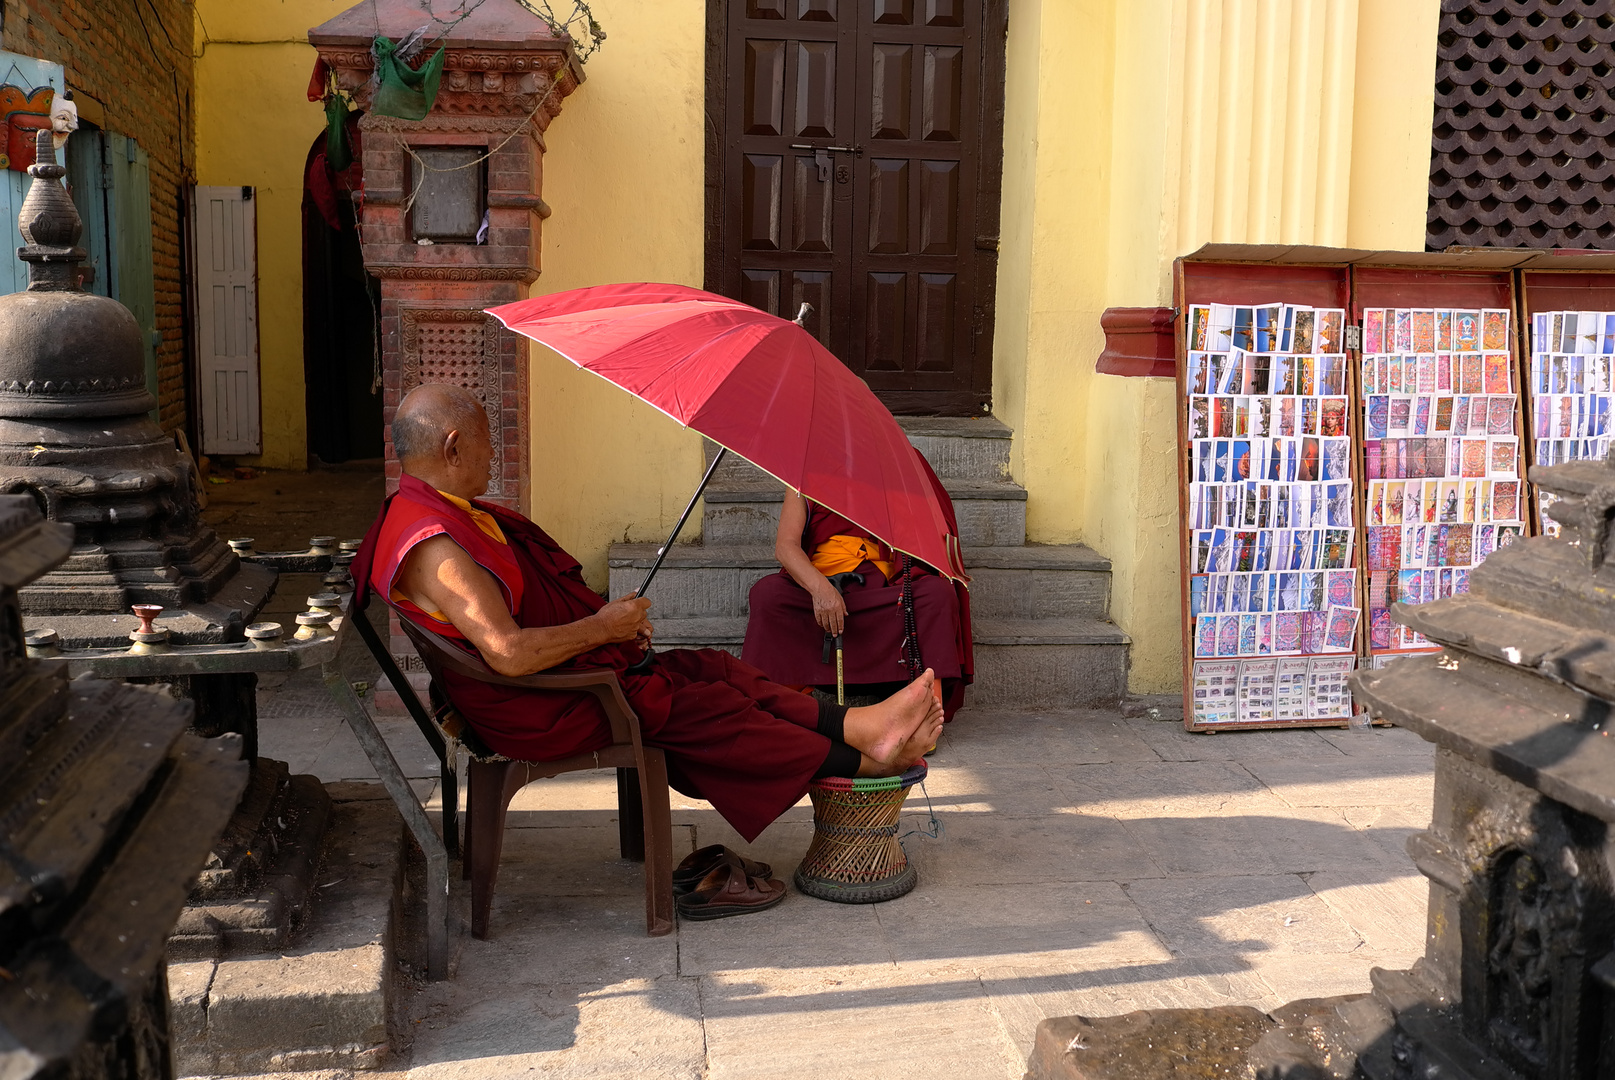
[816,701,848,743]
[814,740,861,779]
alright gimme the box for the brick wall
[3,0,196,434]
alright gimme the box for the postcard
[1369,607,1395,651]
[1493,480,1520,522]
[1274,658,1311,717]
[1395,310,1414,352]
[1417,353,1438,394]
[1461,354,1485,394]
[1482,309,1509,351]
[1367,396,1389,439]
[1237,659,1279,722]
[1364,309,1385,354]
[1388,396,1412,434]
[1293,309,1315,355]
[1433,396,1454,433]
[1326,568,1356,607]
[1413,395,1432,435]
[1488,395,1515,435]
[1461,438,1488,478]
[1484,353,1512,394]
[1321,397,1348,438]
[1324,605,1359,652]
[1412,310,1435,353]
[1455,310,1481,352]
[1191,660,1241,724]
[1490,437,1517,478]
[1316,310,1344,354]
[1437,311,1453,352]
[1194,615,1217,657]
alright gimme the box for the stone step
[643,614,1129,708]
[700,478,1028,547]
[896,416,1014,480]
[608,542,1110,620]
[968,617,1130,709]
[703,416,1013,484]
[169,783,403,1076]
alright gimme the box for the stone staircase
[607,419,1130,708]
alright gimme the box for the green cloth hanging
[325,90,353,172]
[371,35,446,121]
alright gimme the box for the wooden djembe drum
[794,761,927,903]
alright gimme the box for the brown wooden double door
[709,0,1005,415]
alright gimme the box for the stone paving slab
[191,685,1438,1080]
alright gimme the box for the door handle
[789,143,864,182]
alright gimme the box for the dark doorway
[705,0,1007,416]
[302,131,383,464]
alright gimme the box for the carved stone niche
[309,0,584,515]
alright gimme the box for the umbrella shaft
[636,447,728,598]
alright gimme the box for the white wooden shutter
[191,186,260,454]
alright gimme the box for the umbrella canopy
[487,282,966,583]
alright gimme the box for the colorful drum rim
[807,759,927,793]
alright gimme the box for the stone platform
[171,784,405,1077]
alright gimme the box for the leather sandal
[675,862,787,921]
[672,844,772,896]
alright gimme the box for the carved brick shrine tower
[309,0,583,514]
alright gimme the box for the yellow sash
[810,534,895,581]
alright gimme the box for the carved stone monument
[0,130,272,642]
[1026,454,1615,1078]
[0,493,248,1079]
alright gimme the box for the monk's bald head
[393,383,489,464]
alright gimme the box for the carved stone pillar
[309,0,583,515]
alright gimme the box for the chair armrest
[397,616,640,746]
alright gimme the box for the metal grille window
[1429,0,1615,251]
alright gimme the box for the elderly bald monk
[367,384,943,853]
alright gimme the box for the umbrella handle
[623,447,729,676]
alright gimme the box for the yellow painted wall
[996,0,1439,693]
[193,1,353,469]
[524,0,707,590]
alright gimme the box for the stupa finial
[17,128,85,291]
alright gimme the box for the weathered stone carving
[0,130,271,632]
[0,493,248,1080]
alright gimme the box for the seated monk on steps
[369,384,942,902]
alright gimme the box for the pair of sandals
[672,844,786,921]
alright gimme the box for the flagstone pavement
[203,468,1436,1080]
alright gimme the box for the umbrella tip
[793,302,814,328]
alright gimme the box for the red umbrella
[487,283,967,589]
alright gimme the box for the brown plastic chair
[393,614,675,940]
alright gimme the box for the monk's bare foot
[893,693,944,769]
[844,669,935,766]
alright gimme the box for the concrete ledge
[173,789,404,1077]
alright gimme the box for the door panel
[192,186,261,455]
[716,0,1002,413]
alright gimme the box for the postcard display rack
[1519,273,1615,534]
[1177,265,1362,731]
[1175,264,1546,732]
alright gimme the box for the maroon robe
[742,454,974,720]
[359,475,833,842]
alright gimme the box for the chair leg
[460,763,476,881]
[441,742,460,861]
[468,759,520,939]
[617,767,645,862]
[638,750,675,936]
